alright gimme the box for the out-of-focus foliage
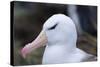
[11,1,97,66]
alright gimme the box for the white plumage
[21,14,96,64]
[42,14,95,64]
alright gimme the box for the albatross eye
[48,23,58,30]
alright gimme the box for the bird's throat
[42,44,76,64]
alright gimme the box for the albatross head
[28,14,78,50]
[41,14,77,48]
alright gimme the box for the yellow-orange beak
[21,31,47,58]
[31,31,48,48]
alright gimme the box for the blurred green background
[11,1,97,66]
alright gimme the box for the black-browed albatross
[21,14,96,64]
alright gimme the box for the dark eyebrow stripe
[48,23,58,30]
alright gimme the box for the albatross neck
[46,42,77,53]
